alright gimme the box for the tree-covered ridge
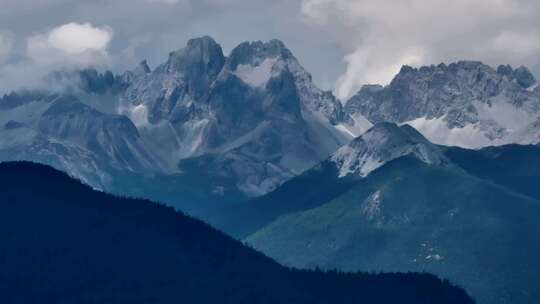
[0,162,473,304]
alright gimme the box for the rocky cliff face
[0,91,161,188]
[345,61,540,148]
[117,37,364,196]
[0,36,368,198]
[331,122,448,178]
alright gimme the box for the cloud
[3,0,540,100]
[0,31,15,64]
[0,23,114,94]
[337,47,425,100]
[27,22,113,66]
[301,0,540,100]
[0,0,344,94]
[45,22,112,54]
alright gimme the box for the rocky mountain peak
[134,60,151,75]
[121,37,226,124]
[497,64,513,76]
[391,61,495,85]
[218,39,299,91]
[163,36,225,81]
[227,39,294,70]
[0,36,368,198]
[345,60,540,148]
[496,64,536,88]
[513,66,536,88]
[119,60,151,85]
[331,122,447,178]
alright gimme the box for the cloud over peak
[301,0,540,100]
[27,22,113,66]
[0,22,114,94]
[2,0,540,100]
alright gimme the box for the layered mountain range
[0,162,473,304]
[3,38,540,210]
[0,37,365,215]
[345,61,540,148]
[120,37,358,196]
[238,123,540,304]
[2,36,540,303]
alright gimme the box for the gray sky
[1,0,540,99]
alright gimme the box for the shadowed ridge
[0,161,474,304]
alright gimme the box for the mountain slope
[246,159,540,304]
[0,162,472,304]
[345,61,540,148]
[0,91,159,188]
[240,123,540,304]
[444,144,540,200]
[121,37,363,197]
[213,122,449,238]
[0,36,369,215]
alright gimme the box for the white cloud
[0,23,114,94]
[27,22,113,66]
[301,0,540,100]
[46,23,112,54]
[337,47,425,100]
[3,0,540,99]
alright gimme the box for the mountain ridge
[4,38,540,207]
[345,60,540,148]
[331,122,449,178]
[0,36,368,213]
[209,122,450,237]
[230,121,540,304]
[0,161,473,304]
[245,154,540,304]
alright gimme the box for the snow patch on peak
[332,145,383,178]
[405,116,493,148]
[345,60,540,148]
[404,96,540,149]
[335,124,356,138]
[130,104,150,127]
[474,98,537,132]
[528,83,540,92]
[331,123,447,178]
[233,57,279,87]
[118,103,149,127]
[336,113,373,138]
[361,190,383,221]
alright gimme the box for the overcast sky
[1,0,540,99]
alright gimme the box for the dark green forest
[0,162,473,304]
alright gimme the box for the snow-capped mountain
[119,36,226,165]
[211,122,449,237]
[238,123,540,304]
[118,37,365,196]
[345,61,540,148]
[0,36,369,202]
[331,122,448,178]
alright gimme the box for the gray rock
[345,61,540,148]
[0,36,366,200]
